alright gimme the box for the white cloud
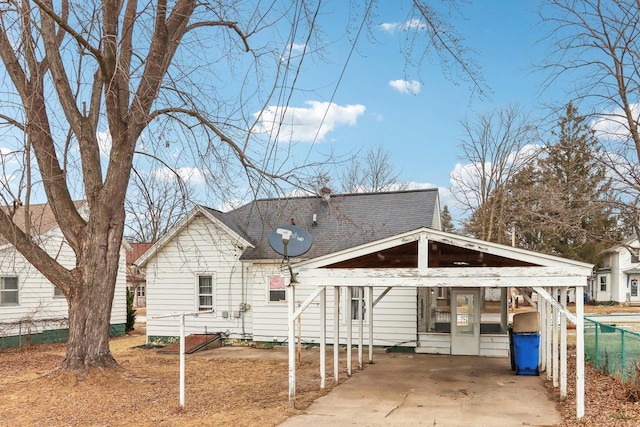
[401,19,427,31]
[281,43,307,62]
[380,22,399,33]
[96,128,112,157]
[389,79,421,95]
[591,104,640,142]
[152,167,206,186]
[380,19,426,34]
[254,101,366,143]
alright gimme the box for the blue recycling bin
[513,332,540,376]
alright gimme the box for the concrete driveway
[280,352,562,427]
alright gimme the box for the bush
[126,288,137,332]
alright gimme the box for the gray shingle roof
[204,188,439,261]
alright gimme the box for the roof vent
[320,187,331,202]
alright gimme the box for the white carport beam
[297,267,590,288]
[533,287,578,324]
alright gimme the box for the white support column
[288,283,296,404]
[539,295,546,371]
[320,287,326,389]
[334,286,340,384]
[179,314,186,407]
[546,288,552,380]
[368,286,374,363]
[552,287,559,388]
[560,287,567,399]
[576,285,585,420]
[358,287,363,370]
[347,286,353,376]
[501,288,508,333]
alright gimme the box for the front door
[451,289,480,355]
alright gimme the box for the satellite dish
[268,224,313,257]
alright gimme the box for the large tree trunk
[61,206,125,374]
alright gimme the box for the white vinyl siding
[250,266,418,348]
[145,214,251,340]
[0,227,127,336]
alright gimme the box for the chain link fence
[584,315,640,381]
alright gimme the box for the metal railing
[584,315,640,381]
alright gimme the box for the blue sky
[251,1,568,214]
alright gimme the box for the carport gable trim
[294,227,594,271]
[295,266,591,288]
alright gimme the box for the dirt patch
[0,329,339,426]
[548,349,640,426]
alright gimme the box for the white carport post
[534,284,585,420]
[538,295,546,371]
[346,286,353,376]
[368,286,374,363]
[560,286,568,399]
[320,287,326,389]
[334,286,340,383]
[552,286,559,388]
[288,282,296,404]
[576,284,585,420]
[358,287,363,370]
[546,287,552,381]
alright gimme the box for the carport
[285,228,593,420]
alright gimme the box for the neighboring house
[593,238,640,303]
[0,202,128,348]
[126,242,153,307]
[137,188,592,359]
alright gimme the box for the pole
[179,313,185,407]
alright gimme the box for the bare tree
[340,145,408,193]
[452,105,539,243]
[0,1,483,376]
[539,0,640,240]
[125,169,195,243]
[0,1,317,375]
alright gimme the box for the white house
[138,188,594,419]
[0,202,128,348]
[593,238,640,303]
[138,188,591,356]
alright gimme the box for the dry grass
[0,327,336,426]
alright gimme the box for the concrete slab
[280,352,561,427]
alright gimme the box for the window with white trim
[268,276,286,303]
[600,275,607,291]
[53,286,64,298]
[342,287,367,322]
[198,275,214,311]
[137,285,145,297]
[1,277,19,305]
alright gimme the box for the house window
[137,286,145,297]
[600,275,607,292]
[1,277,19,305]
[345,287,366,321]
[198,275,214,311]
[53,286,64,298]
[632,248,640,263]
[269,276,286,302]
